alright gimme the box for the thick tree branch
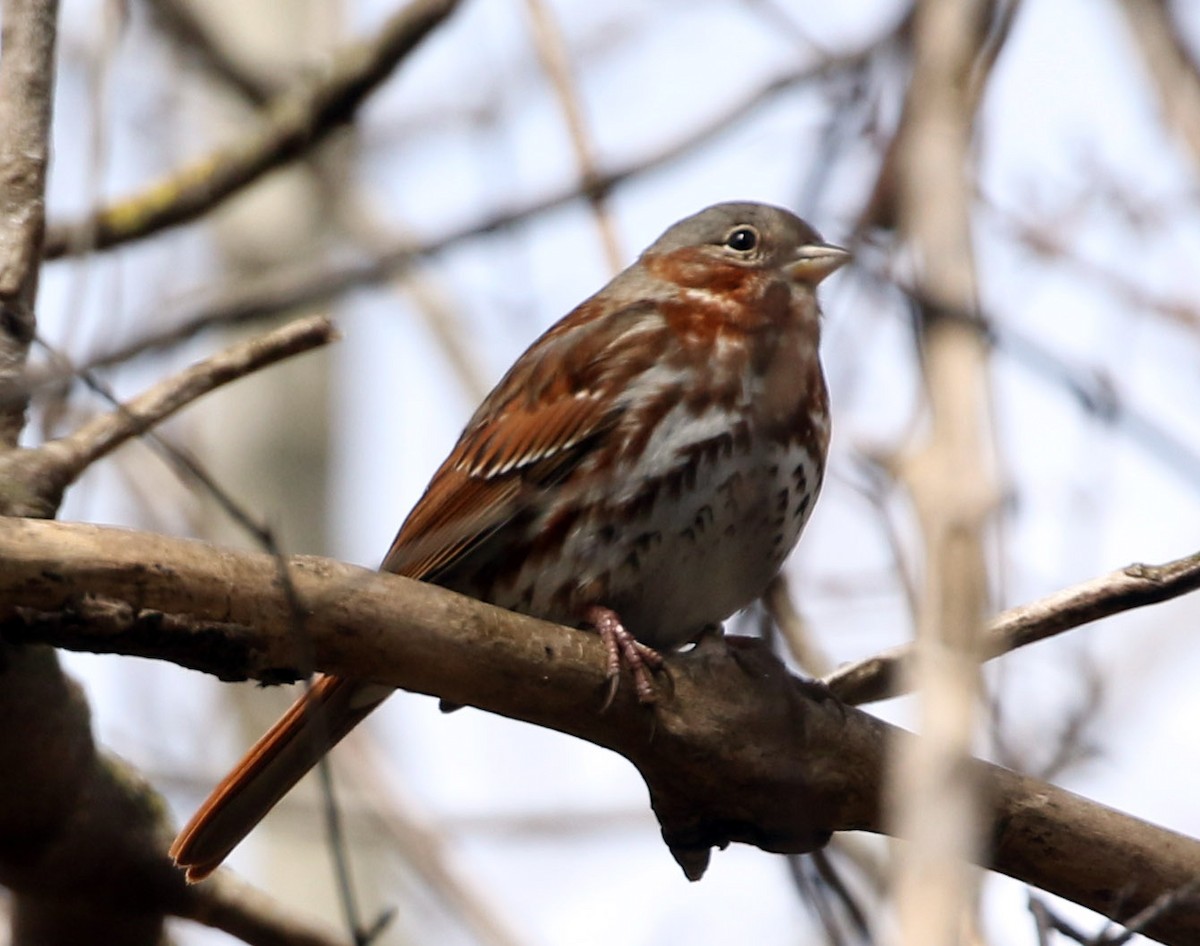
[40,0,461,259]
[0,641,187,945]
[0,314,335,517]
[825,548,1200,704]
[0,638,349,946]
[0,518,1198,944]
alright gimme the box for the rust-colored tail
[169,675,392,882]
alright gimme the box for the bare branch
[36,41,888,383]
[146,0,277,105]
[522,0,624,271]
[57,315,334,478]
[763,573,834,677]
[0,315,336,517]
[342,738,529,946]
[41,0,462,258]
[0,639,345,946]
[825,548,1200,704]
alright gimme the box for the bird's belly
[497,436,824,651]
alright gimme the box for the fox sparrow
[171,201,847,881]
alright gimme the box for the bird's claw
[587,605,665,709]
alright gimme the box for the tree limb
[0,636,350,946]
[1,518,1198,944]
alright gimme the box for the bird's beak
[785,242,851,285]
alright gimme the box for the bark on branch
[1,518,1198,944]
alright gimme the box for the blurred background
[18,0,1200,943]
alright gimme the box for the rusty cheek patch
[648,249,748,294]
[644,248,759,296]
[644,249,792,342]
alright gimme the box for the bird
[170,201,848,881]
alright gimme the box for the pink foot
[586,605,665,707]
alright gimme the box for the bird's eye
[725,226,759,252]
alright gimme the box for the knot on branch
[616,635,878,880]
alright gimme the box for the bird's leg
[586,605,665,708]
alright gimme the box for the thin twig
[146,0,278,105]
[53,315,335,481]
[763,573,834,677]
[812,848,874,941]
[33,41,889,383]
[1112,876,1200,944]
[825,547,1200,704]
[342,737,530,946]
[187,870,351,946]
[521,0,623,271]
[41,0,461,258]
[32,333,278,543]
[315,755,376,946]
[0,315,336,517]
[785,855,851,946]
[1028,894,1090,944]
